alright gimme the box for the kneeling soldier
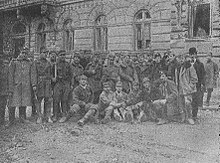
[70,75,97,126]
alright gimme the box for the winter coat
[205,60,219,89]
[84,62,103,93]
[72,85,94,107]
[71,63,84,88]
[175,65,198,96]
[8,58,37,107]
[0,61,9,96]
[35,58,52,98]
[119,64,138,93]
[193,59,206,91]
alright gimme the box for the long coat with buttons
[8,58,37,107]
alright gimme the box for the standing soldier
[53,50,72,123]
[71,52,84,89]
[119,55,138,93]
[84,52,103,104]
[8,47,37,123]
[0,56,9,126]
[35,49,53,123]
[204,52,219,106]
[102,52,121,90]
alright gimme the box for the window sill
[185,37,211,42]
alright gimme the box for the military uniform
[53,51,72,123]
[70,75,98,126]
[98,83,114,122]
[102,63,120,91]
[8,52,37,121]
[35,56,52,123]
[84,59,103,104]
[0,58,9,125]
[119,63,138,93]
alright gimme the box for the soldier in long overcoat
[0,56,9,126]
[8,48,37,122]
[204,52,219,106]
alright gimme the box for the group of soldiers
[0,46,218,127]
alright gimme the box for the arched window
[134,10,151,50]
[12,22,26,35]
[94,15,108,51]
[63,19,74,52]
[36,23,46,53]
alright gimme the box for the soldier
[35,49,53,123]
[8,47,37,123]
[84,52,103,104]
[101,81,128,123]
[151,53,163,81]
[53,50,72,123]
[71,52,84,89]
[0,56,9,126]
[98,81,115,124]
[102,52,121,91]
[70,75,97,126]
[204,52,218,106]
[119,54,138,93]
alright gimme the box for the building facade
[0,0,219,58]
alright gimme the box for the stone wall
[1,0,220,57]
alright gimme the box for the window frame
[188,2,212,39]
[134,10,151,51]
[36,23,46,53]
[94,15,108,52]
[63,19,75,52]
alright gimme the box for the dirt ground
[0,89,220,163]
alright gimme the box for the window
[12,22,26,35]
[63,19,74,52]
[134,10,151,50]
[189,3,210,38]
[94,15,108,51]
[36,23,46,53]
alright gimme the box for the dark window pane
[193,4,210,37]
[137,40,142,49]
[146,40,150,48]
[145,12,151,19]
[136,12,142,20]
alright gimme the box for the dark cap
[189,47,197,55]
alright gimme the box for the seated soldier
[124,82,143,123]
[98,81,114,124]
[69,75,98,126]
[101,81,128,123]
[153,71,179,125]
[136,77,158,122]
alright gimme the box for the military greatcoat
[8,58,37,107]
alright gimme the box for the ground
[0,90,220,163]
